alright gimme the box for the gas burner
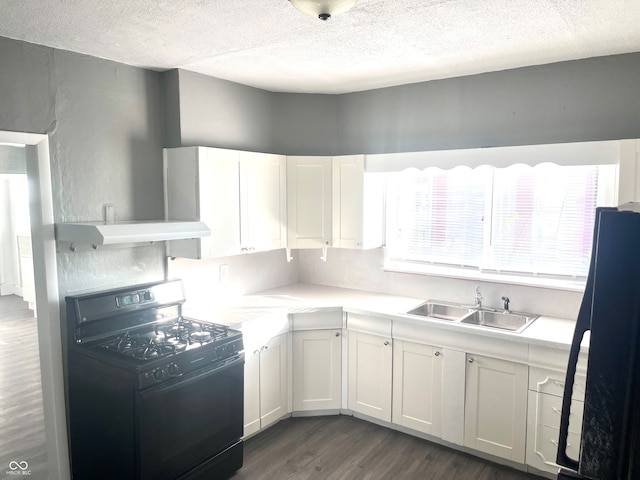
[190,330,212,344]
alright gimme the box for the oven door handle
[142,353,244,396]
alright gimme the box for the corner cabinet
[464,354,528,463]
[332,155,384,249]
[286,156,333,249]
[292,329,342,411]
[164,147,286,259]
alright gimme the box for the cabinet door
[464,354,528,463]
[165,147,240,259]
[243,348,261,438]
[240,152,287,251]
[259,334,288,429]
[332,155,364,248]
[202,148,241,257]
[286,156,332,248]
[348,331,392,422]
[292,330,342,411]
[392,340,443,437]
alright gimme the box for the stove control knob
[153,368,164,381]
[167,363,180,377]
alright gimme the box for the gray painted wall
[175,70,276,152]
[171,52,640,156]
[0,36,166,296]
[336,53,640,154]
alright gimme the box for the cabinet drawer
[527,391,583,434]
[526,423,580,472]
[529,367,586,401]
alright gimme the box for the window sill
[383,261,586,292]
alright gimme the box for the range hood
[55,220,210,246]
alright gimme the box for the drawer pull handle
[434,351,441,357]
[552,407,562,415]
[550,439,571,448]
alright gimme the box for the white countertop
[183,282,585,350]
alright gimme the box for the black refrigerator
[557,203,640,480]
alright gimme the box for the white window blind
[386,163,617,280]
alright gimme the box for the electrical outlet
[219,264,229,283]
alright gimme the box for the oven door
[137,354,244,480]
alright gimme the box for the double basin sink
[405,301,538,334]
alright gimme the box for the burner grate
[97,317,231,361]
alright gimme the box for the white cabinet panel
[287,156,332,248]
[240,152,287,251]
[332,155,384,249]
[165,146,241,258]
[293,330,342,411]
[243,348,261,437]
[259,334,288,429]
[348,330,392,422]
[464,354,528,463]
[243,333,288,437]
[392,340,442,437]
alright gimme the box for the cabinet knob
[384,340,390,346]
[468,357,475,363]
[335,332,340,337]
[434,351,441,357]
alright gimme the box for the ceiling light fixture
[289,0,357,21]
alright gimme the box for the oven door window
[137,357,244,480]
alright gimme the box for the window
[385,163,617,281]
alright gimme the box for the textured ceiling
[2,0,640,94]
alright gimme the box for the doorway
[0,131,69,480]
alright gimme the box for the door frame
[0,130,70,479]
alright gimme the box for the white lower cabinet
[292,329,342,411]
[392,340,443,437]
[348,330,392,422]
[464,354,529,463]
[243,333,288,437]
[526,367,585,475]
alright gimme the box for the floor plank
[0,295,48,479]
[233,416,543,480]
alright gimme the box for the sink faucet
[501,296,510,313]
[474,286,483,308]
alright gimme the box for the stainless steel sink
[406,301,473,321]
[459,309,538,333]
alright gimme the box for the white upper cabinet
[164,147,286,259]
[286,156,333,249]
[240,152,287,252]
[332,155,384,249]
[165,146,241,259]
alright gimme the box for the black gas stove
[64,279,244,480]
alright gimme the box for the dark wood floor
[0,294,48,479]
[232,416,543,480]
